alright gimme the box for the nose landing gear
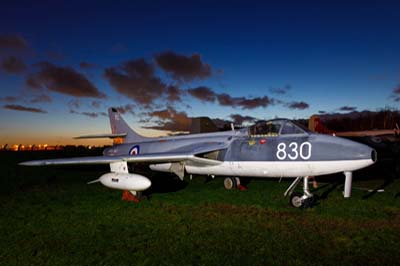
[285,176,315,208]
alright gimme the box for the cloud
[393,86,400,94]
[115,104,135,115]
[104,58,172,106]
[26,62,106,98]
[81,112,102,118]
[187,86,217,102]
[0,34,29,52]
[3,104,47,113]
[230,114,257,125]
[228,96,274,109]
[1,56,27,73]
[391,85,400,102]
[30,94,52,103]
[68,99,81,109]
[216,93,234,105]
[339,106,357,112]
[67,100,104,111]
[287,101,309,110]
[69,109,107,118]
[217,93,274,109]
[318,110,327,114]
[25,75,42,90]
[1,94,51,104]
[155,51,212,82]
[1,94,51,105]
[91,101,101,109]
[269,85,291,95]
[81,111,99,118]
[0,96,18,103]
[105,55,272,110]
[143,108,258,132]
[187,86,275,109]
[144,107,191,132]
[165,86,183,102]
[80,61,96,69]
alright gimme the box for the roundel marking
[129,145,140,156]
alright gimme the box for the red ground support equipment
[238,184,248,191]
[122,190,140,203]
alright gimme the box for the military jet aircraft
[20,108,377,208]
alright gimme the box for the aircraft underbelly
[185,159,373,178]
[185,163,236,176]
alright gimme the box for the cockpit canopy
[248,119,309,137]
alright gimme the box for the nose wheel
[285,176,315,208]
[289,192,315,208]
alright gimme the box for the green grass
[0,151,400,265]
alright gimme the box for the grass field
[1,151,400,266]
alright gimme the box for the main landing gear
[223,177,247,191]
[284,176,315,208]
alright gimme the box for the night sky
[1,1,399,145]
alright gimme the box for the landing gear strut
[284,176,315,208]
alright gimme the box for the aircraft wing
[74,133,127,139]
[19,143,226,167]
[168,141,228,154]
[20,156,122,166]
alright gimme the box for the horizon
[1,1,399,145]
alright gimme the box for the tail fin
[108,107,148,144]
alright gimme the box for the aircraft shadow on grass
[131,165,189,194]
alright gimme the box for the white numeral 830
[276,142,312,160]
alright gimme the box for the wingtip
[19,161,44,166]
[19,161,33,166]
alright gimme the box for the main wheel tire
[290,192,304,208]
[224,177,237,190]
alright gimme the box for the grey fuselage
[103,119,376,178]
